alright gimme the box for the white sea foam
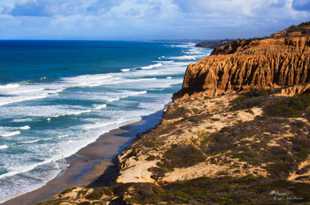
[123,63,186,78]
[121,68,130,72]
[53,109,93,118]
[167,47,211,62]
[106,78,181,90]
[168,55,197,60]
[0,154,67,181]
[62,90,148,103]
[19,125,31,130]
[11,118,33,123]
[82,118,139,130]
[93,104,107,110]
[0,75,114,106]
[1,105,93,118]
[183,47,205,55]
[0,83,21,90]
[0,93,49,107]
[0,61,183,107]
[0,145,8,150]
[0,114,143,202]
[141,63,163,70]
[0,83,64,106]
[0,130,21,138]
[106,90,147,102]
[19,139,41,144]
[61,74,117,88]
[0,127,23,138]
[57,134,69,139]
[168,43,196,48]
[0,159,66,203]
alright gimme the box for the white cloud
[0,0,309,39]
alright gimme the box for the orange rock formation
[180,22,310,97]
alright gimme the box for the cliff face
[40,22,310,205]
[180,23,310,97]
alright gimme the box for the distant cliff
[195,39,232,49]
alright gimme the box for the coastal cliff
[40,22,310,205]
[181,23,310,97]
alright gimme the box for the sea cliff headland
[34,22,310,205]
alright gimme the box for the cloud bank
[0,0,309,40]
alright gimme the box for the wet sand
[3,111,163,205]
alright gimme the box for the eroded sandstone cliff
[180,22,310,97]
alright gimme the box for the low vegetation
[264,95,310,118]
[159,144,205,170]
[120,177,310,205]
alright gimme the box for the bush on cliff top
[159,144,205,170]
[264,95,310,118]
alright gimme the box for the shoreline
[2,111,164,205]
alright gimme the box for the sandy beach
[2,111,163,205]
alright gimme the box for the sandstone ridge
[180,22,310,98]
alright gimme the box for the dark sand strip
[3,111,163,205]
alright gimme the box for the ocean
[0,40,211,202]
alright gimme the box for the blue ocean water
[0,40,211,202]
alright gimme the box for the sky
[0,0,309,40]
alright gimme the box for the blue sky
[0,0,309,40]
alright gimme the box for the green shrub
[159,144,205,170]
[264,95,310,118]
[231,89,270,110]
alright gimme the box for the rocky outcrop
[180,22,310,97]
